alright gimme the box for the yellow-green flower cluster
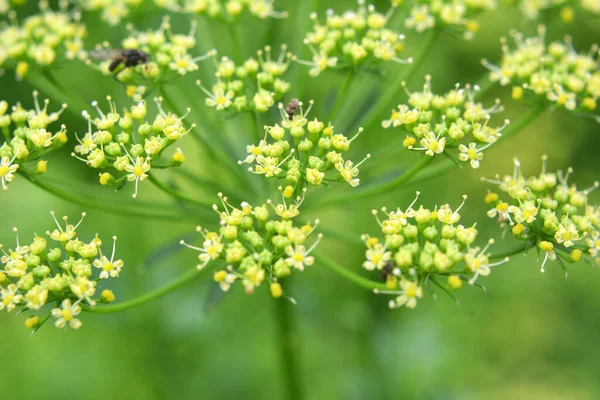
[399,0,495,39]
[78,0,146,25]
[515,0,599,22]
[181,191,321,299]
[72,96,193,198]
[483,156,600,272]
[197,45,292,113]
[296,2,410,77]
[240,101,370,188]
[0,0,25,15]
[0,212,121,332]
[0,91,69,190]
[0,1,87,80]
[483,26,600,114]
[382,76,509,168]
[157,0,287,20]
[363,192,507,309]
[88,17,213,92]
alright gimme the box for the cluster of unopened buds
[71,96,192,198]
[160,0,288,20]
[0,0,87,80]
[382,76,509,168]
[180,191,322,300]
[0,91,69,189]
[398,0,495,39]
[240,100,370,188]
[483,26,600,115]
[362,192,508,309]
[515,0,600,21]
[296,1,410,77]
[87,16,214,95]
[197,45,292,113]
[484,156,600,273]
[0,212,122,332]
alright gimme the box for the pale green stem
[86,268,207,313]
[274,298,303,400]
[26,71,90,116]
[316,252,387,291]
[148,173,214,208]
[345,29,440,134]
[326,70,355,123]
[19,170,188,221]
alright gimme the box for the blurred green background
[1,0,600,399]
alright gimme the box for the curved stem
[148,173,214,208]
[326,70,355,123]
[25,71,90,116]
[19,170,187,221]
[319,156,433,209]
[86,268,207,313]
[345,29,440,134]
[274,298,303,400]
[316,252,387,291]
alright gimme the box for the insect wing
[88,48,124,61]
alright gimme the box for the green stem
[274,298,303,400]
[326,70,355,123]
[148,173,214,208]
[345,29,440,134]
[86,268,207,313]
[316,252,387,291]
[319,156,433,209]
[26,71,89,115]
[20,170,188,221]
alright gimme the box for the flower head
[365,192,506,309]
[0,212,124,332]
[240,101,370,190]
[383,76,509,168]
[296,3,411,76]
[181,192,321,300]
[72,96,193,198]
[484,155,600,272]
[483,26,600,116]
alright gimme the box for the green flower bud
[272,235,291,249]
[274,258,291,278]
[47,248,62,262]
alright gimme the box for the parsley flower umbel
[362,192,507,309]
[382,76,509,168]
[72,96,194,198]
[87,17,214,91]
[0,91,69,189]
[483,26,600,116]
[197,45,292,113]
[181,190,322,300]
[296,2,411,76]
[402,0,497,40]
[483,156,600,273]
[239,100,370,189]
[160,0,288,21]
[0,212,123,333]
[0,1,87,80]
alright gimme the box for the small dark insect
[89,48,150,81]
[286,98,300,121]
[381,261,394,282]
